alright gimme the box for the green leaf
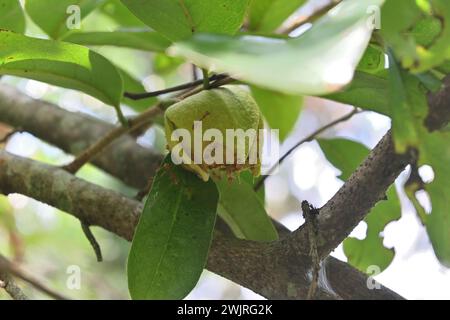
[153,53,185,75]
[251,86,303,142]
[248,0,306,32]
[366,58,450,267]
[25,0,105,39]
[62,31,171,52]
[240,169,265,204]
[120,0,250,41]
[319,138,401,273]
[414,0,450,72]
[419,133,450,267]
[357,45,386,74]
[0,31,123,108]
[411,16,442,47]
[172,0,385,96]
[128,156,219,300]
[388,53,427,153]
[215,176,278,242]
[0,0,25,33]
[100,0,147,27]
[319,139,370,181]
[381,0,450,72]
[380,0,425,70]
[324,71,389,115]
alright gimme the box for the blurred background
[1,0,449,299]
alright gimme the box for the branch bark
[0,85,162,189]
[0,150,402,300]
[286,131,411,259]
[0,272,28,300]
[6,78,449,299]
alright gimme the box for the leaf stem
[202,69,210,89]
[124,73,227,100]
[115,105,129,127]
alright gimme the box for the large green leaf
[251,86,303,142]
[101,0,147,27]
[324,46,388,112]
[62,31,171,52]
[128,156,219,300]
[0,0,25,33]
[248,0,306,32]
[319,138,401,273]
[324,71,389,115]
[388,53,426,153]
[0,31,122,108]
[215,177,278,242]
[120,0,250,41]
[25,0,105,39]
[172,0,385,96]
[418,132,450,267]
[386,64,450,267]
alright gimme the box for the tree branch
[0,150,402,299]
[7,77,450,299]
[0,271,28,300]
[0,85,163,189]
[284,130,411,259]
[0,254,68,300]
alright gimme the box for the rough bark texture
[2,78,448,300]
[0,85,162,189]
[0,150,402,300]
[287,131,411,258]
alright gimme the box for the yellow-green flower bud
[164,85,263,181]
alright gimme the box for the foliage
[0,0,449,299]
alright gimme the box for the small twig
[63,106,163,174]
[202,69,210,89]
[81,222,103,262]
[255,108,360,190]
[281,0,341,35]
[301,201,321,300]
[0,254,69,300]
[0,272,29,300]
[192,64,199,81]
[124,74,227,100]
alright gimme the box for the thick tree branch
[0,85,162,189]
[285,131,411,258]
[6,77,449,299]
[0,151,402,299]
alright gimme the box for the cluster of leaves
[0,0,449,299]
